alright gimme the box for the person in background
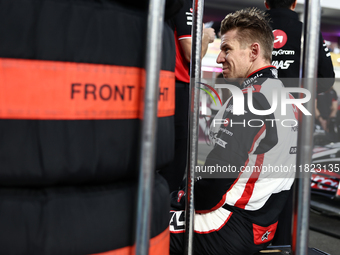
[315,88,338,142]
[159,0,215,193]
[265,0,335,96]
[264,0,335,245]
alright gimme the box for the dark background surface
[203,0,340,43]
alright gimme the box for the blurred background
[202,0,340,94]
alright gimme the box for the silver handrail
[293,0,321,254]
[135,1,166,254]
[185,0,205,254]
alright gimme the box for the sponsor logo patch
[253,222,278,245]
[289,147,297,154]
[216,138,228,148]
[273,29,288,49]
[220,127,233,136]
[169,211,185,232]
[272,60,294,69]
[223,118,230,127]
[261,231,271,242]
[177,190,185,203]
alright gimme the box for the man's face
[216,29,253,80]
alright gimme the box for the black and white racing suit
[170,66,298,255]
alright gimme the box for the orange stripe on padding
[0,58,175,120]
[90,228,170,255]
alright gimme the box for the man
[159,0,215,192]
[265,0,335,95]
[264,0,335,245]
[169,8,297,255]
[315,88,338,142]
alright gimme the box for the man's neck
[246,61,271,78]
[235,61,271,86]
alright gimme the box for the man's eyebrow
[220,42,230,50]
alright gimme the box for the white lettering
[212,84,311,116]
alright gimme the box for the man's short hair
[265,0,296,9]
[220,8,274,62]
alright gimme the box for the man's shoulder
[266,8,299,20]
[253,78,283,97]
[266,8,302,31]
[240,78,283,112]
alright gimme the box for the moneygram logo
[273,29,288,49]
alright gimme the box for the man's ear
[291,0,297,10]
[264,1,270,10]
[250,43,260,61]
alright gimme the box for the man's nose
[216,51,225,64]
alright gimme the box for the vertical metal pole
[293,0,321,254]
[135,1,166,255]
[185,0,204,254]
